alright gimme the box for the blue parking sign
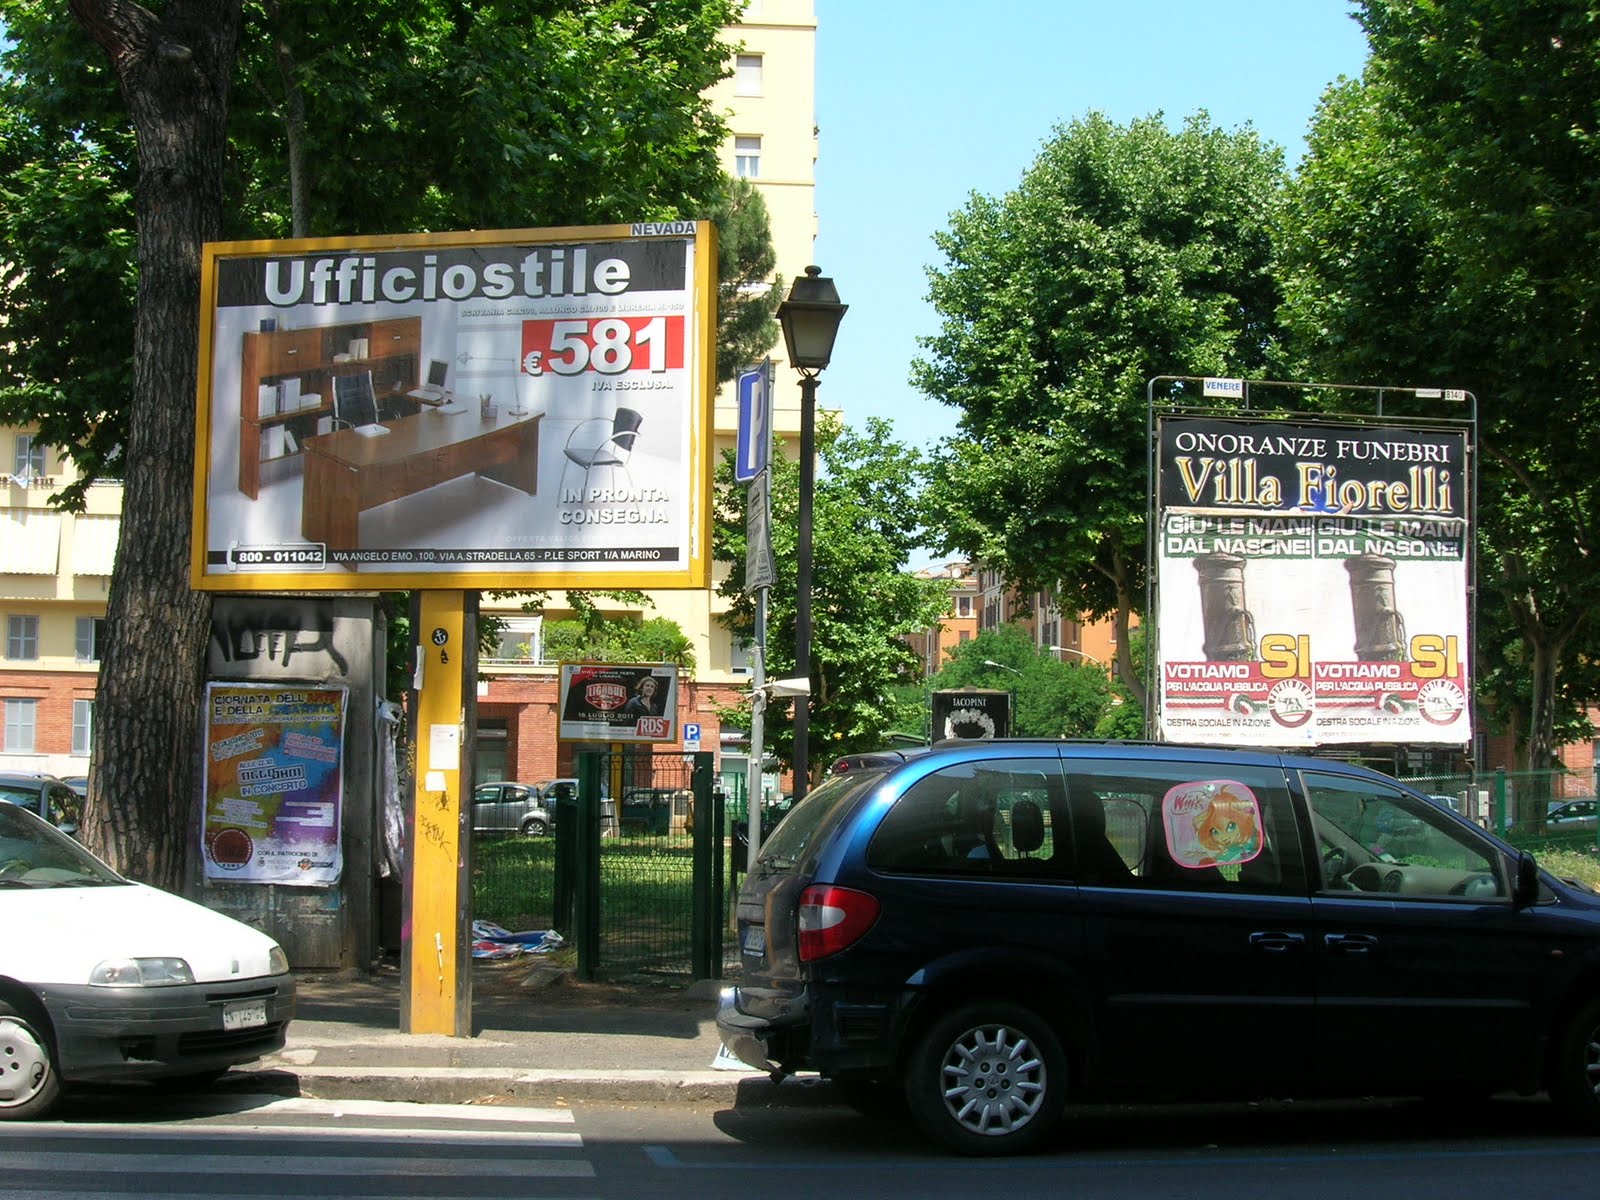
[735,367,769,483]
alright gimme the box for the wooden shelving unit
[236,315,421,497]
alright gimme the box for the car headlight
[268,945,289,975]
[89,957,195,987]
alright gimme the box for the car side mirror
[1513,850,1541,909]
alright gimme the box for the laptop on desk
[406,358,452,405]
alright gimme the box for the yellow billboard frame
[190,221,717,593]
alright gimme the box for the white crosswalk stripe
[0,1093,596,1198]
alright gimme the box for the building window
[72,699,93,757]
[3,698,37,752]
[75,616,105,662]
[735,53,763,96]
[958,630,972,644]
[734,135,761,178]
[955,595,973,618]
[7,615,40,660]
[13,434,46,480]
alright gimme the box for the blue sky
[809,0,1372,477]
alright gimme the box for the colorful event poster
[1156,416,1471,747]
[203,683,347,884]
[558,663,677,743]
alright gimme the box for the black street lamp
[776,266,847,803]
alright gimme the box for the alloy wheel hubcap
[939,1022,1047,1136]
[0,1017,51,1108]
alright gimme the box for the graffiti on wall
[210,600,351,676]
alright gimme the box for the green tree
[916,112,1290,710]
[930,626,1114,739]
[714,416,951,781]
[0,0,745,886]
[708,176,783,384]
[1279,0,1600,770]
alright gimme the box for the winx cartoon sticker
[1163,780,1263,868]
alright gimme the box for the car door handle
[1324,933,1379,954]
[1248,931,1307,953]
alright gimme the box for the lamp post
[982,659,1023,680]
[1048,644,1105,670]
[776,266,847,803]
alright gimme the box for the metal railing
[1401,765,1599,847]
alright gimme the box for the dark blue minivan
[717,740,1600,1155]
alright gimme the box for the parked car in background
[0,802,295,1121]
[732,795,795,863]
[536,779,617,833]
[620,786,689,835]
[719,739,1600,1155]
[0,773,82,833]
[470,781,552,836]
[1546,798,1599,832]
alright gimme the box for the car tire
[0,1000,62,1121]
[520,817,547,837]
[903,1000,1065,1156]
[1549,995,1600,1129]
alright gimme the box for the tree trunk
[1106,546,1147,716]
[70,0,241,890]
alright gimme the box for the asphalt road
[3,1086,1597,1200]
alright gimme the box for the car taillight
[797,885,880,961]
[831,759,851,773]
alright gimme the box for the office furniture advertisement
[1154,416,1471,747]
[202,683,348,884]
[190,222,716,592]
[557,663,679,743]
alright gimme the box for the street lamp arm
[1048,645,1104,667]
[982,659,1024,679]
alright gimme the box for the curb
[225,1065,840,1108]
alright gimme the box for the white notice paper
[428,723,460,771]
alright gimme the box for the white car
[0,802,295,1120]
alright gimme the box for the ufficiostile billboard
[190,222,715,593]
[1156,417,1470,747]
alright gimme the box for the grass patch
[471,834,701,973]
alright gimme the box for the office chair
[561,407,643,495]
[331,371,380,430]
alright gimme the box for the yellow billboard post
[400,590,473,1036]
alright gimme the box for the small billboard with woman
[558,663,678,742]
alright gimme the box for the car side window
[867,758,1065,878]
[1066,760,1304,896]
[1303,772,1505,899]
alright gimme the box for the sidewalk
[235,958,829,1108]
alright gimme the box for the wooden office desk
[301,409,543,550]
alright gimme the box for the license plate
[222,1000,268,1031]
[740,925,766,956]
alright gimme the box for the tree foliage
[0,0,752,885]
[916,112,1290,707]
[1280,0,1600,768]
[713,416,951,778]
[0,0,759,502]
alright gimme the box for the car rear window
[755,772,882,873]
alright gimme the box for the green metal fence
[469,750,724,981]
[1401,765,1600,851]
